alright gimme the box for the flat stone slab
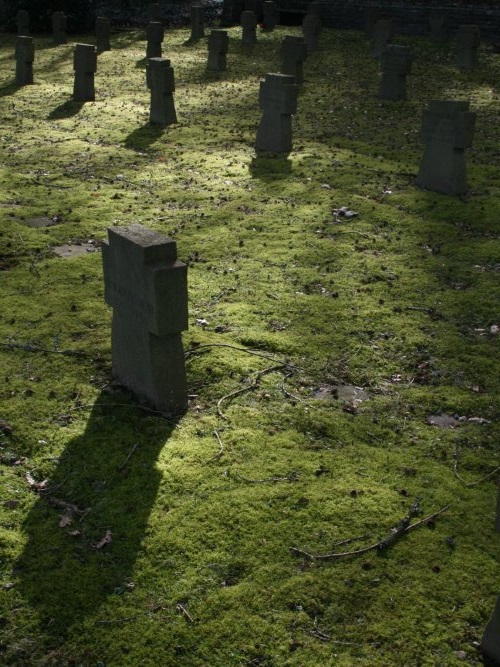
[25,216,61,228]
[426,413,459,428]
[53,242,100,258]
[313,385,370,403]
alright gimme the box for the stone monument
[429,10,448,42]
[146,21,164,59]
[281,36,308,85]
[207,30,229,72]
[96,17,111,53]
[52,12,67,45]
[149,3,161,22]
[263,1,278,31]
[416,100,476,196]
[148,58,177,126]
[102,224,188,415]
[255,73,297,155]
[15,36,34,86]
[379,44,412,101]
[190,5,205,40]
[372,18,393,59]
[364,6,381,37]
[16,9,29,35]
[302,13,321,53]
[73,44,97,102]
[456,25,480,70]
[482,491,500,665]
[241,11,257,46]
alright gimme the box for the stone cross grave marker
[481,493,500,664]
[263,1,278,31]
[149,3,161,22]
[15,36,34,86]
[73,44,97,102]
[52,12,67,45]
[281,36,308,85]
[102,224,188,415]
[429,10,448,41]
[207,30,229,72]
[241,11,257,46]
[456,25,480,70]
[302,13,321,53]
[146,21,164,59]
[190,5,205,40]
[96,17,111,53]
[16,9,29,35]
[364,6,380,37]
[255,73,297,154]
[148,58,177,126]
[379,44,412,101]
[416,100,476,196]
[372,18,393,59]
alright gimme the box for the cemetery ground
[0,23,499,667]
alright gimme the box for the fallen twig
[185,342,297,367]
[453,443,500,488]
[117,443,139,472]
[308,618,380,646]
[217,364,287,420]
[231,469,299,484]
[176,603,195,623]
[206,429,225,464]
[290,502,452,561]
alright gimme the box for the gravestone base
[256,115,293,154]
[483,596,500,667]
[379,71,407,100]
[111,322,188,414]
[416,145,468,196]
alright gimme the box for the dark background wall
[2,0,498,38]
[221,0,499,38]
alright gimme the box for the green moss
[0,25,499,667]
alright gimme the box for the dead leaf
[93,529,112,549]
[26,472,49,492]
[59,512,73,528]
[3,499,20,509]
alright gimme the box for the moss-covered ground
[0,23,499,667]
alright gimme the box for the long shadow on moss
[0,81,24,98]
[48,99,85,119]
[124,122,165,150]
[18,393,180,640]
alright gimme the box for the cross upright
[255,73,297,154]
[73,44,97,102]
[102,224,188,415]
[15,36,34,86]
[379,44,412,101]
[281,36,308,84]
[146,21,164,59]
[207,30,229,72]
[241,11,257,46]
[372,18,393,59]
[190,5,205,40]
[456,24,480,70]
[416,100,476,195]
[52,12,67,45]
[96,17,111,53]
[148,57,177,126]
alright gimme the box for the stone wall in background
[221,1,499,38]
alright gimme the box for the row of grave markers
[14,27,478,195]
